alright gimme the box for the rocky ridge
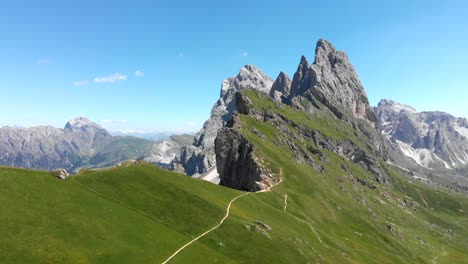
[283,39,378,128]
[214,39,389,191]
[175,65,274,176]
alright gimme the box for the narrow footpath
[283,194,288,212]
[161,192,249,264]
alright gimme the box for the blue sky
[0,0,467,132]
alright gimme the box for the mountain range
[0,39,467,192]
[0,117,192,172]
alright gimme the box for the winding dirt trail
[283,194,288,212]
[257,169,284,193]
[161,192,249,264]
[162,170,283,263]
[417,189,430,207]
[290,213,328,249]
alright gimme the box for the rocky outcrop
[210,39,393,190]
[287,39,378,127]
[53,168,69,179]
[215,127,275,192]
[269,71,292,103]
[178,65,273,176]
[215,87,388,191]
[144,137,183,169]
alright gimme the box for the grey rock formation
[269,71,291,103]
[215,39,399,191]
[287,39,378,127]
[178,65,274,175]
[144,136,184,169]
[53,168,69,179]
[215,127,275,191]
[375,99,468,190]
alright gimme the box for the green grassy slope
[0,165,239,263]
[0,91,467,263]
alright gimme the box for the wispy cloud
[74,80,89,87]
[100,119,128,124]
[94,73,127,83]
[241,51,249,57]
[37,59,51,65]
[134,70,144,77]
[119,129,146,134]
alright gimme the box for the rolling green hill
[1,91,467,263]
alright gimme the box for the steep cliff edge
[215,89,389,191]
[176,65,273,176]
[215,127,276,191]
[285,39,378,128]
[214,39,389,191]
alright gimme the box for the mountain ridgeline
[0,38,466,192]
[0,117,155,171]
[214,39,388,191]
[175,40,383,177]
[173,38,466,192]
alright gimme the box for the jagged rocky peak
[288,39,378,127]
[178,64,273,176]
[221,64,273,98]
[289,55,311,98]
[377,99,417,114]
[270,71,292,102]
[64,117,103,131]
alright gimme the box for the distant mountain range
[110,131,194,142]
[0,117,193,172]
[376,99,468,190]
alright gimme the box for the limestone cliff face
[215,90,389,192]
[214,39,391,190]
[287,39,378,127]
[269,71,292,103]
[178,65,273,176]
[215,127,274,192]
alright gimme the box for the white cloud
[37,59,51,65]
[241,51,249,57]
[94,73,127,83]
[74,80,89,87]
[100,119,128,124]
[134,70,144,77]
[119,130,146,134]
